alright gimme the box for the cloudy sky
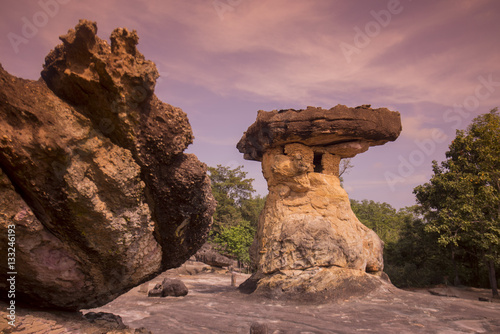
[1,0,499,209]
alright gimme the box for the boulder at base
[148,279,188,297]
[194,243,234,268]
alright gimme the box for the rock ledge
[0,20,215,310]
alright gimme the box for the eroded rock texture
[237,106,401,300]
[0,20,215,310]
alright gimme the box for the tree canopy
[350,199,402,245]
[351,201,448,287]
[414,108,500,297]
[207,165,265,267]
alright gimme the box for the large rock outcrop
[237,105,401,300]
[0,20,216,310]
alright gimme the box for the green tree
[352,200,456,288]
[208,165,262,268]
[351,199,402,245]
[384,207,451,287]
[240,195,266,229]
[209,165,255,228]
[414,108,500,297]
[211,221,255,265]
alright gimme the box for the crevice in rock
[313,153,323,173]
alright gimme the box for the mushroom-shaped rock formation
[0,20,215,310]
[237,105,402,301]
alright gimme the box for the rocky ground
[0,305,151,334]
[86,263,500,334]
[2,262,499,333]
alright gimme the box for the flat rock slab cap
[237,105,402,161]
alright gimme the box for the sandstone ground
[3,265,499,333]
[85,265,500,334]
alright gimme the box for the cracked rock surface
[89,269,500,334]
[0,20,215,310]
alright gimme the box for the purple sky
[1,0,500,209]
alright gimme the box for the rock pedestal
[237,105,402,300]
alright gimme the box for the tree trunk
[488,259,499,298]
[452,248,461,286]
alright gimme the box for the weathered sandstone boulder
[0,20,215,310]
[194,243,234,268]
[237,106,401,300]
[147,278,188,298]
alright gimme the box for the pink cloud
[1,0,500,208]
